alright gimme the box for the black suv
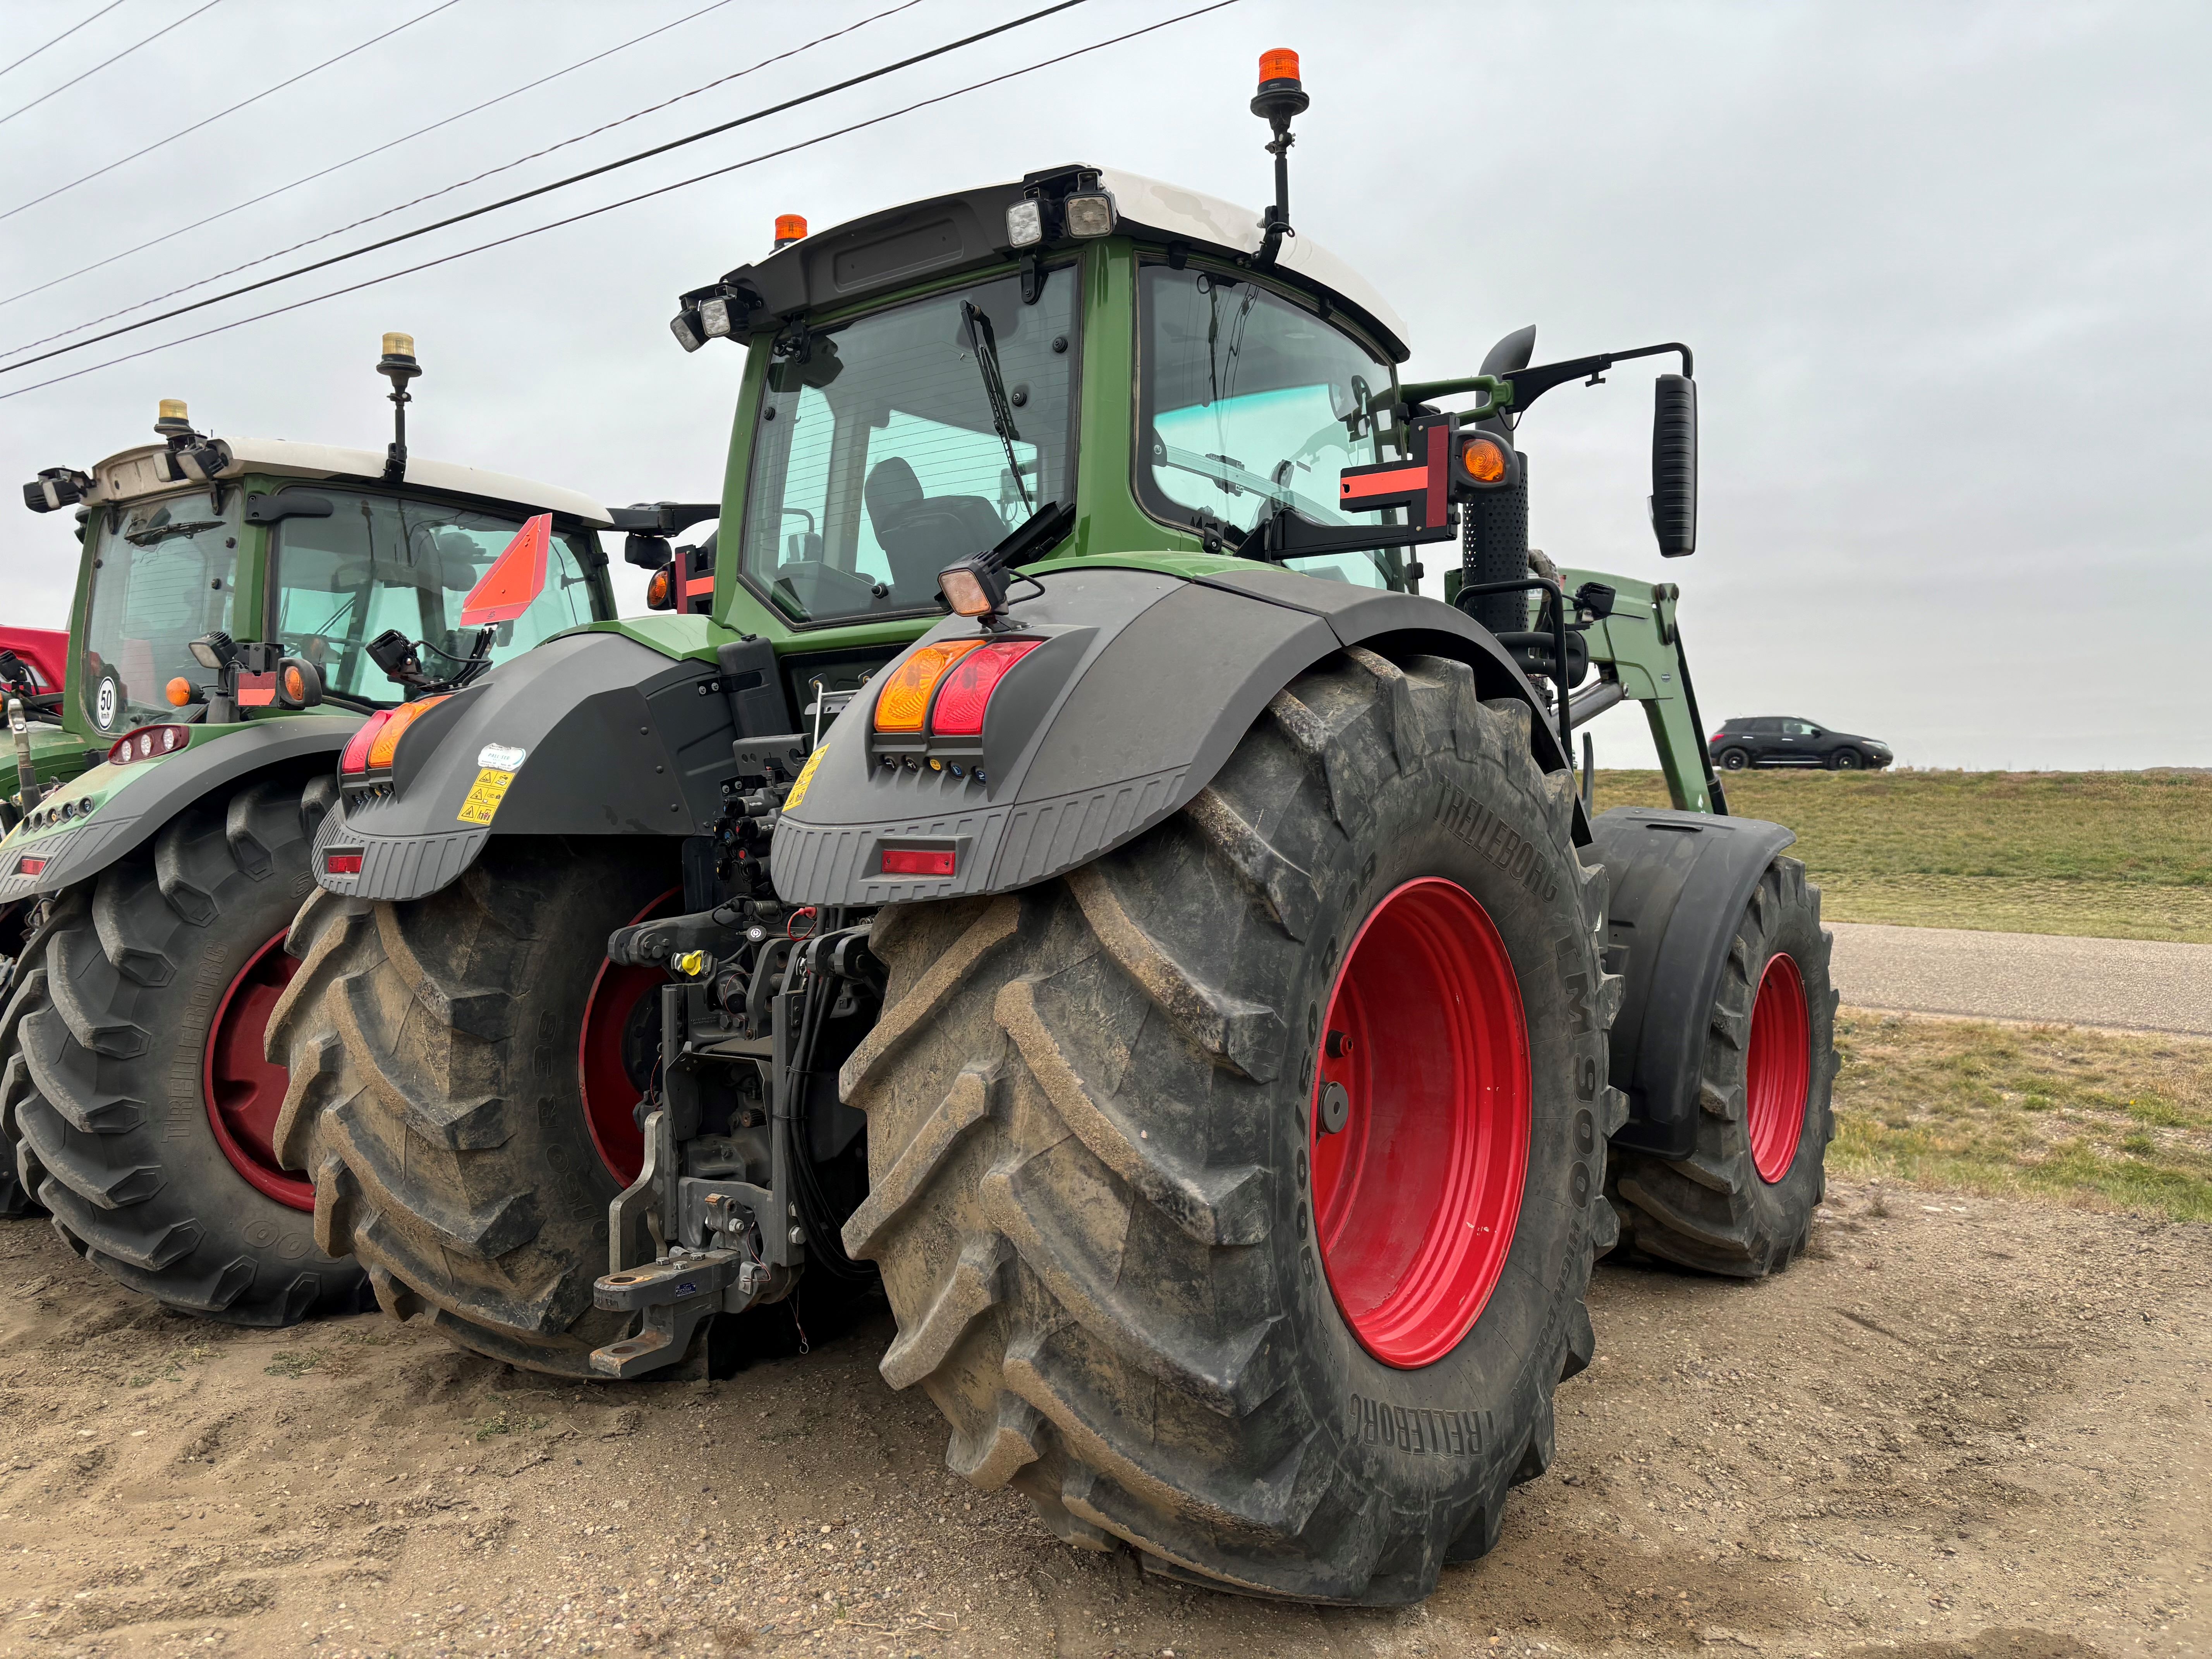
[1708,717,1893,771]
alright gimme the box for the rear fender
[315,630,726,903]
[0,716,359,903]
[1589,807,1797,1158]
[772,563,1578,906]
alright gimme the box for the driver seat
[864,456,1007,597]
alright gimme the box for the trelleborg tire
[837,649,1625,1605]
[267,838,677,1376]
[0,773,370,1324]
[1606,855,1838,1276]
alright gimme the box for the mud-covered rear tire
[1607,856,1838,1276]
[840,651,1625,1605]
[0,774,369,1324]
[268,838,677,1376]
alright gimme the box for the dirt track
[0,1177,2203,1658]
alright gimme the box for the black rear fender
[772,564,1579,907]
[0,716,358,904]
[316,631,728,903]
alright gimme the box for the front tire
[1607,856,1837,1275]
[0,775,369,1324]
[1827,749,1861,771]
[840,651,1623,1604]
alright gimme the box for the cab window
[270,493,597,704]
[1138,264,1404,587]
[77,491,239,735]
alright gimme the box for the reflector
[929,639,1042,737]
[881,847,955,877]
[17,857,45,877]
[872,640,982,733]
[324,851,364,876]
[460,515,552,627]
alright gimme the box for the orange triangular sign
[461,514,551,626]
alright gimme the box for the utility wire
[1,0,463,225]
[0,0,129,84]
[0,0,750,316]
[0,0,225,131]
[0,0,919,349]
[0,0,1087,376]
[0,0,1239,405]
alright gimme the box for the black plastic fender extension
[1587,807,1798,1159]
[0,716,359,905]
[771,562,1581,908]
[312,630,733,904]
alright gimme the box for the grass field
[1830,1008,2212,1223]
[1592,768,2212,941]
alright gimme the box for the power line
[0,0,1239,405]
[0,0,129,84]
[0,0,919,345]
[0,0,463,225]
[0,0,1089,376]
[0,0,225,131]
[0,0,748,316]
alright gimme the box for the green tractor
[268,54,1836,1603]
[0,344,714,1326]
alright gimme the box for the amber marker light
[774,214,807,249]
[1258,46,1300,83]
[165,677,194,707]
[364,694,451,770]
[872,640,983,733]
[646,567,673,609]
[1462,436,1508,484]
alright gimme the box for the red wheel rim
[578,888,682,1185]
[1311,878,1531,1370]
[1745,953,1811,1183]
[203,932,314,1212]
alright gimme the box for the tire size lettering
[1436,784,1558,902]
[1349,1395,1491,1457]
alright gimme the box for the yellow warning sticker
[457,766,516,826]
[784,743,827,813]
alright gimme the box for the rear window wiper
[961,301,1033,516]
[124,518,223,546]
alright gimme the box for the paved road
[1827,921,2212,1037]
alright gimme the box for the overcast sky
[1,0,2203,771]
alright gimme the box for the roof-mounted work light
[23,466,91,513]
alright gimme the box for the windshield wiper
[124,518,223,546]
[961,301,1033,516]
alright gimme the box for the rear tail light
[106,724,189,766]
[880,847,954,877]
[873,640,983,733]
[16,856,46,877]
[323,850,363,876]
[340,710,395,776]
[928,639,1042,737]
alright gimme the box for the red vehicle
[0,627,66,693]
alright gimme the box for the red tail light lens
[340,709,395,776]
[928,639,1042,737]
[324,851,363,876]
[880,847,954,877]
[17,856,46,877]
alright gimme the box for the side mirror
[1650,373,1697,558]
[624,532,672,570]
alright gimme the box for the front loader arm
[1561,569,1725,816]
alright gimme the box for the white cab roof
[87,436,612,527]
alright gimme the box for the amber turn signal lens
[165,677,193,707]
[646,567,673,609]
[364,694,450,771]
[282,664,308,703]
[872,640,982,733]
[1462,437,1508,484]
[1259,46,1300,82]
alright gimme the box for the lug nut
[788,1226,805,1246]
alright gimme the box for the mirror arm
[1491,341,1695,419]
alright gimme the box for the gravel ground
[1827,923,2212,1036]
[0,1178,2204,1657]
